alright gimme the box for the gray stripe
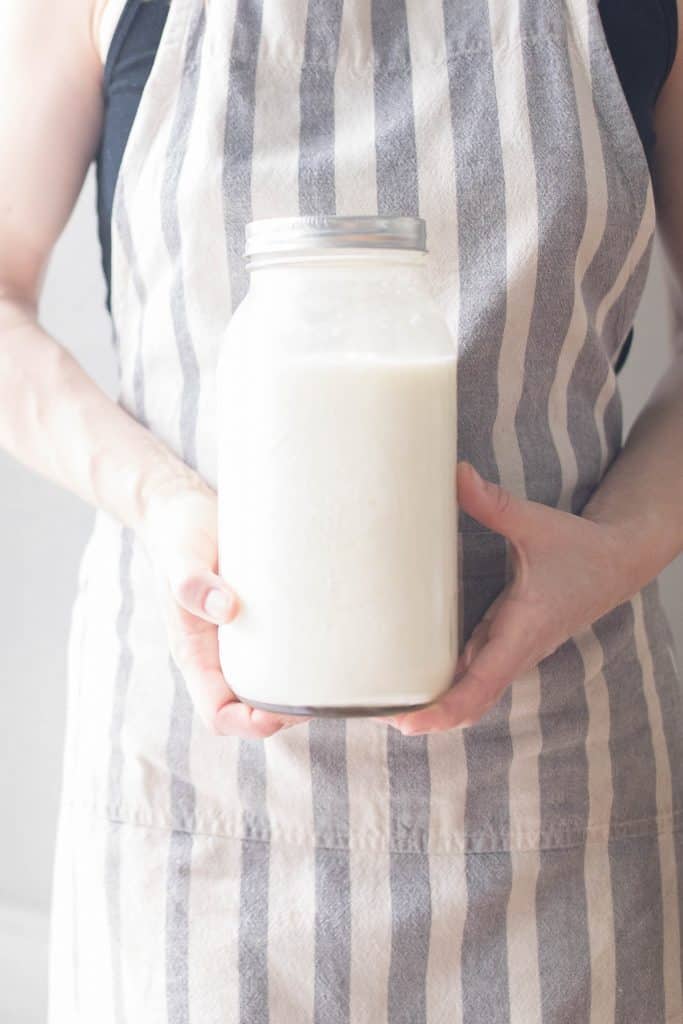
[441,3,511,1018]
[105,84,152,1024]
[602,237,654,364]
[569,5,653,514]
[223,0,265,308]
[536,847,591,1023]
[371,0,419,217]
[593,601,665,1021]
[515,9,586,509]
[536,642,590,1024]
[602,245,655,473]
[158,10,206,1022]
[602,384,622,469]
[105,528,135,1024]
[386,733,431,1024]
[569,243,653,514]
[461,852,512,1024]
[370,5,431,1020]
[166,660,196,1024]
[160,4,206,471]
[515,7,594,1016]
[297,6,352,1021]
[609,834,666,1023]
[221,2,271,1019]
[114,175,148,428]
[309,721,351,1024]
[237,741,270,1024]
[641,581,683,985]
[299,0,344,215]
[567,341,610,514]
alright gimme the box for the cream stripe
[489,0,537,500]
[185,0,240,844]
[549,3,609,511]
[575,627,616,1024]
[506,671,542,1024]
[187,837,241,1021]
[427,852,467,1024]
[248,4,315,1016]
[117,824,167,1022]
[632,593,683,1021]
[488,3,541,1018]
[595,185,655,338]
[250,0,307,221]
[405,0,460,336]
[347,721,392,1022]
[336,1,392,1014]
[178,9,233,485]
[593,193,655,467]
[404,3,464,1015]
[334,0,377,215]
[110,0,188,458]
[425,737,465,1022]
[266,731,316,1018]
[124,145,184,456]
[70,517,124,808]
[549,10,611,1016]
[74,816,117,1022]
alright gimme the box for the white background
[0,168,681,1021]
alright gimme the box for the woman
[0,0,681,1020]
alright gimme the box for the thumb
[457,462,533,542]
[167,559,240,625]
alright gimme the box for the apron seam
[63,797,683,853]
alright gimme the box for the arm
[0,0,296,738]
[383,18,683,735]
[0,0,199,533]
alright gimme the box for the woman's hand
[140,481,307,740]
[378,462,636,736]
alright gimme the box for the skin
[0,0,681,740]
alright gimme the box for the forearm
[583,351,683,595]
[0,297,206,531]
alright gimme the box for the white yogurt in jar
[217,216,459,713]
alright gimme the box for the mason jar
[216,215,458,715]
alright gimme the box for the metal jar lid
[244,215,427,258]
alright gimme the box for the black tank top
[94,0,678,371]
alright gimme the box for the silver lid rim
[244,215,427,257]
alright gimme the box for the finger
[377,596,501,733]
[168,562,240,625]
[391,593,538,734]
[216,702,309,739]
[407,631,529,734]
[457,461,538,544]
[167,591,302,738]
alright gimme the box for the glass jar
[216,215,458,715]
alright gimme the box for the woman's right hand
[140,480,306,739]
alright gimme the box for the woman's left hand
[378,461,634,736]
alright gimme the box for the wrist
[137,460,213,544]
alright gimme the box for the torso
[93,0,677,376]
[49,2,683,1021]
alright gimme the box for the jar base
[235,694,433,718]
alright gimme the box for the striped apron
[48,0,683,1020]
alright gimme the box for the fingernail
[204,589,233,622]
